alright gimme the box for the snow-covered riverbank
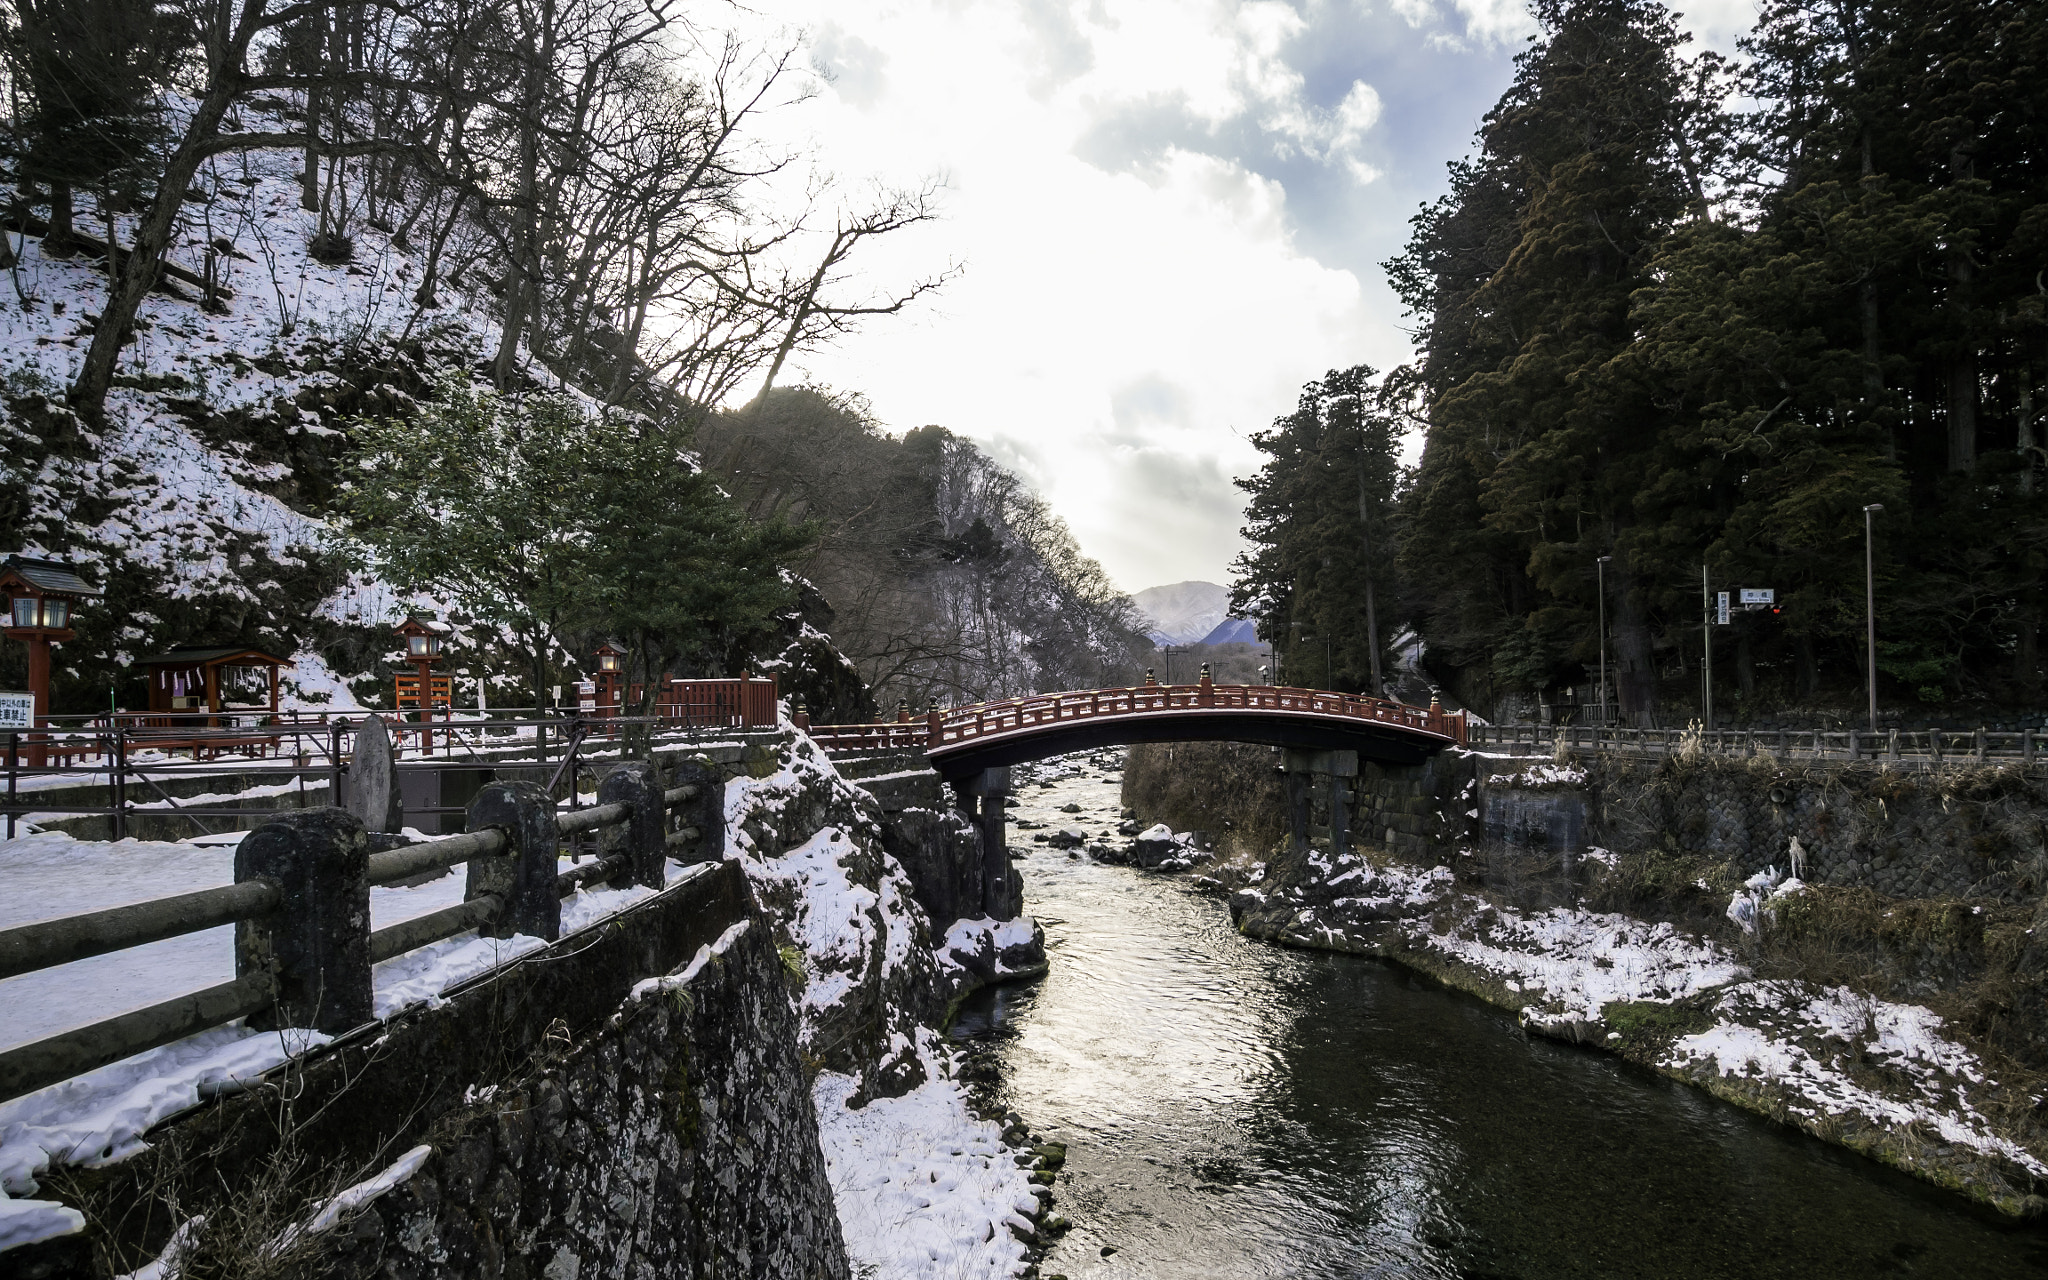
[1214,834,2048,1217]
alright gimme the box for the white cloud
[809,23,890,109]
[716,1,1419,589]
[1453,0,1540,45]
[1335,80,1384,140]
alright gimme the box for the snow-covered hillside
[0,96,529,710]
[0,96,853,715]
[1197,617,1258,645]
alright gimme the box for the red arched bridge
[807,675,1467,923]
[808,677,1469,781]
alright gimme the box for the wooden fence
[0,755,727,1104]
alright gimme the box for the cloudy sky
[735,0,1753,596]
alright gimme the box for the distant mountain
[1198,617,1259,645]
[1133,580,1237,645]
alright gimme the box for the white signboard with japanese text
[1740,588,1775,606]
[0,691,33,730]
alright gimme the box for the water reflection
[957,766,2048,1278]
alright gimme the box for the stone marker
[346,715,404,833]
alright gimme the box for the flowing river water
[952,753,2048,1279]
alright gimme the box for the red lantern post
[1,556,101,767]
[392,615,451,753]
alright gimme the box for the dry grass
[44,1055,421,1279]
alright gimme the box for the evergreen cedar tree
[1235,0,2048,724]
[1231,365,1403,697]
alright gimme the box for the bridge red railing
[807,679,1468,752]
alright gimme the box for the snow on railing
[0,757,726,1104]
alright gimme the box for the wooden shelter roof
[139,646,295,669]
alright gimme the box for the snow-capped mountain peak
[1133,580,1234,645]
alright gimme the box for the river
[952,752,2048,1279]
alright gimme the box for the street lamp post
[1596,556,1612,725]
[1865,503,1884,732]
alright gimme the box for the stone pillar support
[1285,771,1311,854]
[1282,749,1358,858]
[467,781,561,942]
[236,807,372,1033]
[598,761,663,890]
[952,767,1016,918]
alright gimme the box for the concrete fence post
[598,761,662,890]
[236,807,372,1033]
[467,781,561,942]
[1889,728,1901,762]
[1976,727,1987,762]
[2025,728,2035,767]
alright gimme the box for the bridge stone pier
[951,766,1019,918]
[1283,748,1357,857]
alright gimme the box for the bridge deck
[810,683,1466,780]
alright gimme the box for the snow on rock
[1725,865,1804,935]
[1487,761,1587,787]
[1668,981,2048,1179]
[720,734,944,1095]
[1414,902,1746,1028]
[815,1034,1034,1280]
[937,916,1049,989]
[726,732,1049,1267]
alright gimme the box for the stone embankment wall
[328,917,845,1280]
[1590,756,2048,900]
[1125,742,2048,1218]
[1120,742,1286,860]
[21,860,849,1279]
[1291,747,2048,906]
